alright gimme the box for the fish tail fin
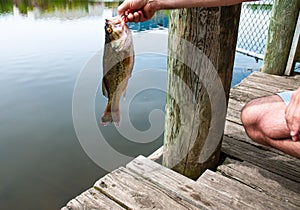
[100,103,120,126]
[110,94,121,125]
[112,111,120,127]
[100,103,112,125]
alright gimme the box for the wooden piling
[261,0,300,75]
[163,5,241,179]
[285,12,300,76]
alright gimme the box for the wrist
[149,0,187,10]
[149,0,162,11]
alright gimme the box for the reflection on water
[0,1,168,210]
[1,0,107,15]
[0,0,168,30]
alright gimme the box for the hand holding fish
[118,0,157,22]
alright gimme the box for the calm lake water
[0,1,262,209]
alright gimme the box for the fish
[101,16,134,126]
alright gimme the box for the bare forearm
[154,0,254,10]
[118,0,255,22]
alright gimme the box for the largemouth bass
[101,17,134,125]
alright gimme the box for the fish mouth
[105,16,129,32]
[105,17,122,27]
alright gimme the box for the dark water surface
[0,1,261,209]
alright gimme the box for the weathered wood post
[163,5,241,179]
[261,0,300,75]
[285,12,300,75]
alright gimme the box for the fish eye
[107,28,113,34]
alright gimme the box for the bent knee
[240,99,266,144]
[241,95,286,129]
[241,99,259,127]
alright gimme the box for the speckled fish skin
[101,17,134,125]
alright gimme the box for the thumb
[118,0,148,16]
[118,1,131,16]
[290,125,300,141]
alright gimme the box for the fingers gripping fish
[101,16,134,126]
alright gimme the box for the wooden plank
[224,120,251,142]
[218,158,300,207]
[250,72,300,88]
[233,84,275,98]
[230,72,285,101]
[244,77,298,92]
[229,88,266,103]
[227,98,246,112]
[61,200,82,210]
[226,107,243,125]
[222,136,300,182]
[285,11,300,75]
[226,99,244,125]
[198,170,298,210]
[239,78,288,94]
[148,146,163,163]
[127,155,263,210]
[94,167,200,210]
[62,188,124,210]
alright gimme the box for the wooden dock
[62,71,300,210]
